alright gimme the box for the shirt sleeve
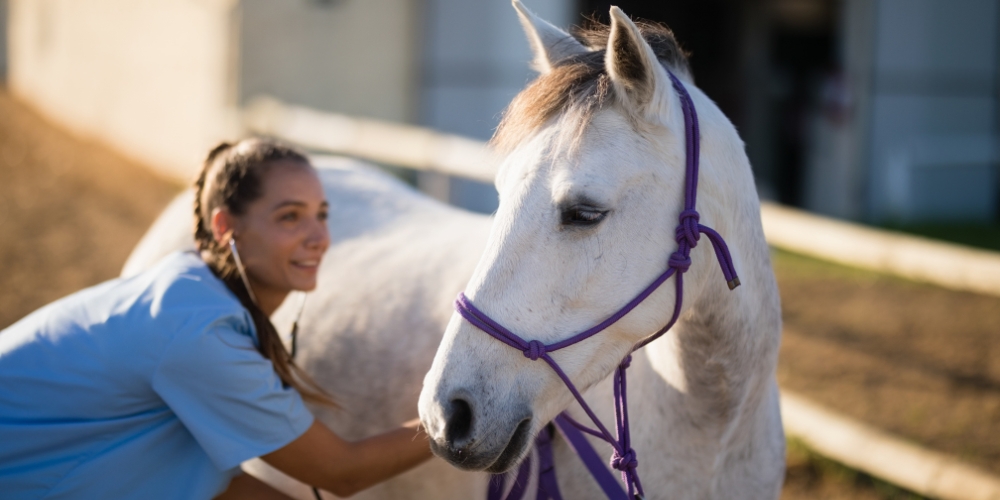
[151,312,315,470]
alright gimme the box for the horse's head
[419,2,750,472]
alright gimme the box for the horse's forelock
[491,19,691,154]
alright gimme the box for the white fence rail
[761,203,1000,297]
[783,391,1000,500]
[244,96,499,184]
[243,96,1000,499]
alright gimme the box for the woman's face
[232,161,330,300]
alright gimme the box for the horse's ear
[513,0,587,74]
[605,7,670,117]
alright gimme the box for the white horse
[125,4,783,499]
[417,3,784,499]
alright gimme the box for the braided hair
[193,138,333,405]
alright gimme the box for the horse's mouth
[429,417,533,473]
[485,418,533,473]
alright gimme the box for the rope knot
[619,354,632,369]
[524,340,546,361]
[668,251,692,273]
[675,209,701,248]
[611,448,638,471]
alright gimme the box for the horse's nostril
[445,398,473,447]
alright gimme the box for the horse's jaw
[418,324,541,473]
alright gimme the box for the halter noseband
[457,72,739,500]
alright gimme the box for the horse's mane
[491,19,691,154]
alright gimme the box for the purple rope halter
[457,72,739,500]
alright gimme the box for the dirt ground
[0,87,181,328]
[774,248,1000,494]
[2,87,996,498]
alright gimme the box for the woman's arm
[216,473,294,500]
[260,418,433,498]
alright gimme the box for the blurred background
[1,1,998,498]
[5,0,998,229]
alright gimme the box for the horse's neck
[628,198,784,496]
[558,213,782,499]
[654,94,781,438]
[551,101,785,497]
[590,109,784,492]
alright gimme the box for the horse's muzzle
[425,394,534,473]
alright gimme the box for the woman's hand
[216,474,295,499]
[260,418,433,498]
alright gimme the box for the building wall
[802,0,999,223]
[802,0,875,220]
[866,0,999,222]
[8,0,422,181]
[418,0,574,212]
[240,0,419,123]
[8,0,241,180]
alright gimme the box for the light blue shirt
[0,251,315,499]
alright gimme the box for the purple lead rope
[461,72,740,500]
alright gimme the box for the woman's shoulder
[1,252,231,339]
[146,251,250,324]
[0,252,253,398]
[151,252,234,301]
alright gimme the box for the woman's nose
[306,218,330,250]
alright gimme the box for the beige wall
[7,0,421,181]
[9,0,241,180]
[1,0,8,79]
[240,0,419,123]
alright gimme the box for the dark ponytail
[193,138,334,406]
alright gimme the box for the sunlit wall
[0,0,7,80]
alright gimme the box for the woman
[0,139,432,499]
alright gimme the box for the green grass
[786,439,931,499]
[768,246,922,288]
[881,222,1000,253]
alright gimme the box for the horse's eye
[561,206,608,227]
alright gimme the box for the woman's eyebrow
[271,200,308,210]
[271,200,330,210]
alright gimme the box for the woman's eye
[561,206,608,227]
[318,211,329,222]
[280,212,299,222]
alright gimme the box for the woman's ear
[210,207,237,244]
